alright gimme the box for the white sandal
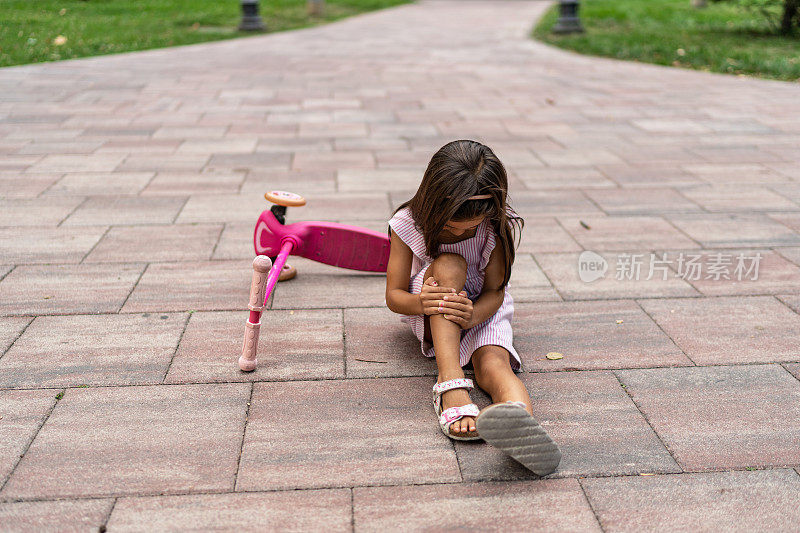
[432,378,481,441]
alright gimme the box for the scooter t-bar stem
[238,240,295,372]
[262,240,294,308]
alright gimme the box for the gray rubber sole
[475,403,562,476]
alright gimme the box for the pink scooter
[239,190,391,371]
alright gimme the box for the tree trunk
[781,0,799,35]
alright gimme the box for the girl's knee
[431,253,467,285]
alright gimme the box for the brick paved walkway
[2,0,800,530]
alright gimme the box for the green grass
[533,0,800,81]
[0,0,412,67]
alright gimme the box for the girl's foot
[440,386,478,437]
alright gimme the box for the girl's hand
[419,276,457,316]
[441,291,474,329]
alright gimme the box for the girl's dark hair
[388,139,523,289]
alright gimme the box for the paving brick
[0,389,56,486]
[0,226,107,264]
[513,300,690,371]
[507,254,561,301]
[517,217,583,253]
[0,499,113,532]
[0,263,144,315]
[85,224,222,263]
[121,260,252,313]
[455,371,679,480]
[616,365,800,470]
[108,489,351,532]
[514,166,616,190]
[585,188,702,215]
[375,149,439,169]
[582,469,800,533]
[141,171,244,196]
[770,213,800,233]
[508,190,603,219]
[166,309,343,383]
[0,317,31,356]
[665,213,800,248]
[334,137,406,150]
[0,313,186,388]
[240,170,336,195]
[0,154,40,171]
[594,164,702,188]
[637,296,800,365]
[770,183,800,205]
[270,257,387,310]
[286,192,390,222]
[777,293,800,314]
[62,196,186,226]
[177,139,257,154]
[291,150,375,170]
[116,153,209,172]
[653,248,800,296]
[44,172,154,196]
[176,193,272,224]
[27,154,125,173]
[689,146,784,163]
[152,126,227,139]
[785,363,800,381]
[0,198,85,227]
[354,479,601,532]
[609,145,701,165]
[1,383,249,498]
[680,184,799,212]
[95,139,181,154]
[631,119,711,134]
[344,307,436,378]
[534,148,625,167]
[767,162,800,180]
[0,172,61,198]
[337,169,421,192]
[558,216,699,251]
[535,251,699,300]
[212,222,253,260]
[236,377,461,490]
[682,163,790,184]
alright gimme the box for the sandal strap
[432,378,474,398]
[439,403,480,426]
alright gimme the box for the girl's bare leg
[471,345,534,415]
[422,253,477,437]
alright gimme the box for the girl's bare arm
[385,228,426,315]
[466,244,505,327]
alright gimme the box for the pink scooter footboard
[254,210,390,272]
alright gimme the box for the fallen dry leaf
[545,352,563,360]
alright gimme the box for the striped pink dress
[388,206,521,371]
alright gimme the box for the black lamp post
[552,0,584,34]
[239,0,265,31]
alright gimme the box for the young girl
[385,140,561,476]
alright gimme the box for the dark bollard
[552,0,585,34]
[239,0,265,31]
